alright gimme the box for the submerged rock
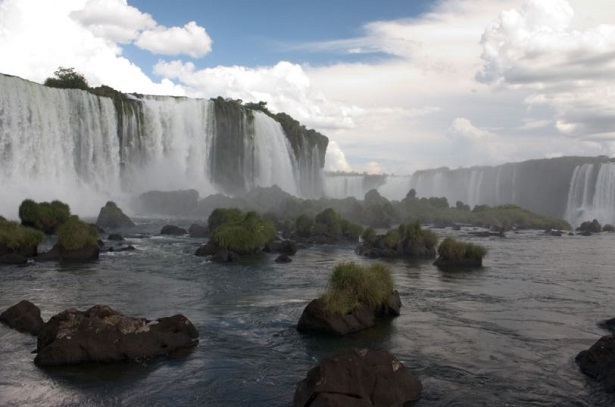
[108,233,125,241]
[0,300,44,335]
[297,291,401,336]
[34,305,199,366]
[275,254,292,263]
[294,348,422,407]
[264,239,297,255]
[0,253,28,265]
[576,335,615,393]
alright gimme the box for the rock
[108,245,136,253]
[108,233,125,241]
[211,248,239,263]
[275,254,292,263]
[599,318,615,334]
[34,305,199,366]
[433,256,482,268]
[0,300,44,335]
[188,223,208,238]
[38,243,99,263]
[264,239,298,255]
[294,348,422,407]
[0,253,28,265]
[297,291,401,336]
[195,240,218,257]
[95,201,135,229]
[160,225,188,236]
[576,335,615,393]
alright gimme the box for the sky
[1,0,615,175]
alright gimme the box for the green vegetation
[208,208,244,232]
[361,227,377,243]
[295,208,364,242]
[603,224,615,232]
[0,218,44,250]
[44,67,89,90]
[57,216,99,251]
[210,210,276,254]
[578,219,602,233]
[437,237,487,261]
[18,199,71,234]
[320,262,394,314]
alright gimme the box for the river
[1,221,614,406]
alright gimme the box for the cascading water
[565,163,615,226]
[0,74,327,218]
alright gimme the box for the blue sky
[1,0,615,174]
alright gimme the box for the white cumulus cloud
[136,21,212,58]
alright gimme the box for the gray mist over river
[1,221,614,406]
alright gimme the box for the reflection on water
[1,223,615,406]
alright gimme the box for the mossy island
[433,237,487,269]
[293,208,363,244]
[0,218,45,264]
[356,221,438,260]
[297,262,401,336]
[18,199,71,234]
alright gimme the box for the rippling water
[1,221,615,406]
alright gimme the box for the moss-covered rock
[0,218,44,258]
[356,222,438,259]
[433,237,487,268]
[96,201,135,229]
[18,199,71,234]
[43,216,100,262]
[578,219,602,234]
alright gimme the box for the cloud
[324,141,352,172]
[70,0,155,43]
[136,21,212,58]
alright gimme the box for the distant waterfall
[0,74,326,217]
[565,163,615,226]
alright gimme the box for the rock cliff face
[0,74,328,216]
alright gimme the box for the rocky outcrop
[188,223,208,238]
[108,233,125,241]
[264,239,297,255]
[294,348,422,407]
[38,244,100,263]
[433,257,482,268]
[275,254,292,263]
[297,291,401,336]
[576,335,615,393]
[34,305,199,366]
[160,225,188,236]
[95,201,135,229]
[0,300,44,335]
[0,253,28,265]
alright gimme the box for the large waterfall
[0,74,327,218]
[565,163,615,226]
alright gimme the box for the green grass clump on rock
[320,262,394,314]
[0,218,45,250]
[57,216,99,251]
[437,237,487,261]
[19,199,71,234]
[210,210,276,254]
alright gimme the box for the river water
[1,221,614,406]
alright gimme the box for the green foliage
[603,224,615,232]
[314,208,342,236]
[57,216,99,251]
[295,213,314,238]
[18,199,71,234]
[340,219,364,241]
[437,237,487,261]
[44,67,89,90]
[320,262,394,314]
[211,210,276,254]
[361,227,377,243]
[0,218,44,250]
[208,208,243,232]
[578,219,602,233]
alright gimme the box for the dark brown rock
[0,300,44,335]
[433,256,482,268]
[275,254,293,263]
[34,305,199,366]
[0,253,28,265]
[264,239,298,255]
[195,240,218,257]
[108,233,125,241]
[297,291,401,336]
[188,223,208,238]
[160,225,188,236]
[294,348,422,407]
[576,335,615,393]
[96,201,135,229]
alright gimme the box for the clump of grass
[437,237,487,261]
[211,210,276,254]
[320,262,394,314]
[57,216,99,251]
[18,199,71,234]
[0,218,44,250]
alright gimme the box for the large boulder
[188,223,208,238]
[294,348,422,407]
[34,305,199,366]
[264,239,298,255]
[297,291,401,336]
[38,243,100,263]
[0,253,28,265]
[160,225,188,236]
[95,201,135,229]
[576,335,615,393]
[0,300,44,335]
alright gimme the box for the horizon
[1,0,615,174]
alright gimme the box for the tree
[44,67,89,90]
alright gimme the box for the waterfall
[565,163,615,226]
[0,74,326,218]
[323,175,366,199]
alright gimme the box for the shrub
[320,262,394,314]
[57,216,99,251]
[0,218,45,250]
[295,213,314,238]
[207,208,243,232]
[341,219,364,241]
[314,208,342,237]
[437,237,487,261]
[44,67,89,90]
[18,199,71,234]
[578,219,602,233]
[361,227,377,243]
[211,210,276,254]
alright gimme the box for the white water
[565,163,615,226]
[251,112,299,195]
[0,75,313,218]
[323,175,365,199]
